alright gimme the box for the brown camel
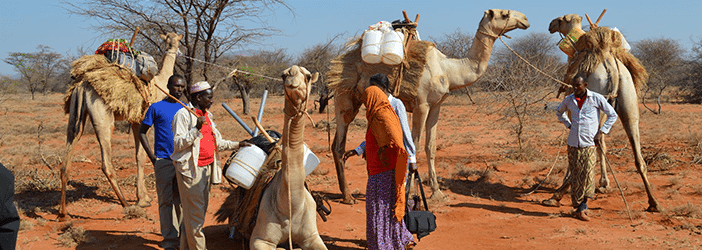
[60,33,183,219]
[250,65,326,249]
[547,14,660,212]
[329,9,530,203]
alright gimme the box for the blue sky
[1,0,700,76]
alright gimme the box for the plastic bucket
[558,27,584,57]
[362,30,382,64]
[381,30,405,65]
[303,144,320,176]
[611,27,631,52]
[225,145,268,189]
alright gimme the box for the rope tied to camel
[167,51,283,82]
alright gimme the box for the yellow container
[558,27,584,57]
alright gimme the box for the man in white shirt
[555,74,617,221]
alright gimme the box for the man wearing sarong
[362,83,415,249]
[556,74,617,221]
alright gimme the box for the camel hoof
[429,190,448,202]
[646,205,661,213]
[57,214,70,222]
[541,199,560,207]
[341,197,357,205]
[596,187,611,194]
[137,200,152,208]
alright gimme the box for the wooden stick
[414,14,420,24]
[595,9,607,25]
[403,10,410,23]
[250,116,276,143]
[153,84,198,116]
[130,27,140,47]
[585,13,595,28]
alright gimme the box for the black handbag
[404,171,436,240]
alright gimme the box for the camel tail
[66,82,88,146]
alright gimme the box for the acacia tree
[3,45,66,99]
[64,0,291,86]
[632,38,685,113]
[679,37,702,103]
[429,28,473,59]
[481,32,565,155]
[296,34,343,113]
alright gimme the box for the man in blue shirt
[555,74,617,221]
[139,75,186,249]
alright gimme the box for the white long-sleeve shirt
[354,94,417,163]
[170,103,240,183]
[557,90,618,148]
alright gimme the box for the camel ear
[309,72,319,84]
[485,9,495,19]
[563,15,573,22]
[160,34,167,40]
[176,34,184,41]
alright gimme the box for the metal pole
[253,90,268,136]
[221,102,254,136]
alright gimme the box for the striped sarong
[567,146,597,208]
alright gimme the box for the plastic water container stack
[362,21,405,65]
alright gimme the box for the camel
[329,9,530,203]
[60,33,183,219]
[547,14,660,212]
[249,65,326,249]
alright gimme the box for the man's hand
[196,116,206,130]
[408,162,418,172]
[342,150,358,162]
[594,131,603,145]
[238,141,252,148]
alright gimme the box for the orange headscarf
[363,85,409,222]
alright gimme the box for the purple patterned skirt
[366,169,414,250]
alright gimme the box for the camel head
[282,65,319,111]
[479,9,530,37]
[548,14,582,35]
[159,33,183,51]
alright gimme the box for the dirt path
[5,94,701,249]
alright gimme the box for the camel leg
[60,87,89,220]
[331,93,360,204]
[131,123,152,207]
[596,133,610,193]
[424,105,446,200]
[617,94,661,212]
[89,109,129,207]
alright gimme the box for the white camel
[547,14,660,212]
[249,65,327,249]
[329,9,530,203]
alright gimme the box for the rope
[498,36,572,89]
[168,51,283,82]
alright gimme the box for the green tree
[3,45,65,100]
[632,37,685,113]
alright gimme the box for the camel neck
[445,28,496,91]
[280,99,307,197]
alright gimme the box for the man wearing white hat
[171,81,247,250]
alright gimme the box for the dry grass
[664,202,702,219]
[57,222,90,247]
[122,206,149,220]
